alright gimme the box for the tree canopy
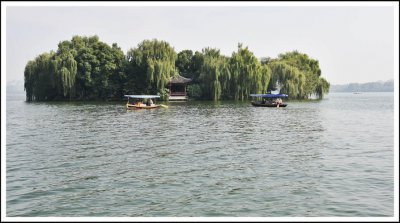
[24,35,330,101]
[24,35,125,101]
[229,43,271,100]
[125,39,177,100]
[268,51,329,99]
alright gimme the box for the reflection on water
[6,92,394,216]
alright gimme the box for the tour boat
[124,95,167,110]
[250,93,288,107]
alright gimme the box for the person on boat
[273,98,280,105]
[144,99,153,106]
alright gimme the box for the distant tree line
[329,80,394,92]
[24,35,330,101]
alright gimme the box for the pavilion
[168,74,192,101]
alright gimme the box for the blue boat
[249,93,288,107]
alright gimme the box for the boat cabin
[168,74,192,101]
[250,93,289,107]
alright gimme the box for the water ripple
[6,93,394,217]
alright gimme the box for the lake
[5,92,394,217]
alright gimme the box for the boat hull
[126,104,160,110]
[251,102,287,107]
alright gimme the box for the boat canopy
[250,94,288,98]
[124,95,160,99]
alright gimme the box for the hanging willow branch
[268,51,329,99]
[127,39,177,94]
[229,44,269,100]
[24,37,329,101]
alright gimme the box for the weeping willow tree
[24,35,125,101]
[126,39,177,96]
[23,51,77,101]
[268,51,329,99]
[55,50,77,99]
[229,43,271,100]
[315,77,330,99]
[197,44,271,100]
[268,61,307,99]
[24,60,37,101]
[24,52,58,101]
[198,48,231,100]
[24,37,330,101]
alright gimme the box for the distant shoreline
[329,79,394,92]
[6,79,395,96]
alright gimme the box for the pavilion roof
[169,74,192,84]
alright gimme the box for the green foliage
[24,35,126,101]
[268,51,329,99]
[126,39,177,95]
[187,51,204,83]
[187,84,202,99]
[24,52,62,101]
[229,44,270,100]
[176,50,193,76]
[56,50,77,98]
[198,48,230,100]
[194,44,271,100]
[24,60,36,101]
[157,87,170,101]
[315,77,330,99]
[24,37,330,101]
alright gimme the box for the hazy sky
[5,4,396,85]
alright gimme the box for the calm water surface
[6,92,394,217]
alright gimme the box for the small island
[24,35,330,101]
